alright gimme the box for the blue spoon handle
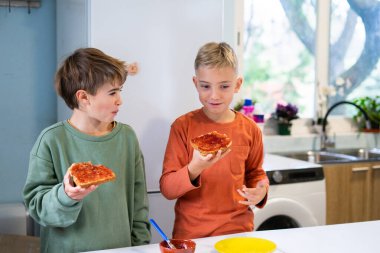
[150,219,169,240]
[149,219,176,249]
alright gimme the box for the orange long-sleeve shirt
[160,109,269,239]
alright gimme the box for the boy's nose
[116,95,123,106]
[210,88,220,99]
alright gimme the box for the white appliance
[253,154,326,230]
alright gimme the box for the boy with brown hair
[160,42,269,239]
[23,48,150,253]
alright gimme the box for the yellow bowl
[214,237,276,253]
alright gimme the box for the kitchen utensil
[214,237,276,253]
[150,218,176,249]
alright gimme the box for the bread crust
[68,162,116,188]
[190,131,232,156]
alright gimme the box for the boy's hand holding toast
[188,131,232,181]
[188,148,231,181]
[63,162,116,201]
[64,170,98,201]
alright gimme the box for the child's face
[84,82,123,123]
[193,66,242,118]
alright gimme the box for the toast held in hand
[190,131,232,156]
[68,162,116,188]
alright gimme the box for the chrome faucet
[321,101,371,150]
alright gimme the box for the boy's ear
[75,90,90,106]
[234,76,243,93]
[192,76,198,87]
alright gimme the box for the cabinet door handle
[352,167,370,172]
[372,165,380,170]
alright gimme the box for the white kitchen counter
[263,153,322,171]
[84,220,380,253]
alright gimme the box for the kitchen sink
[326,148,380,160]
[274,148,380,164]
[277,151,358,164]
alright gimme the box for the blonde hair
[194,42,238,73]
[55,48,127,110]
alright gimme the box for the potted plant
[272,102,299,135]
[352,96,380,132]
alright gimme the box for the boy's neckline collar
[64,120,120,141]
[200,107,236,124]
[199,108,237,125]
[67,119,116,136]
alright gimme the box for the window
[242,0,380,119]
[329,0,380,106]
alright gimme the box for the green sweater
[23,121,151,253]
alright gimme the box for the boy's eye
[200,84,210,89]
[109,91,120,96]
[109,87,123,95]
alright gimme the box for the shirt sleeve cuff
[180,165,201,190]
[57,184,80,207]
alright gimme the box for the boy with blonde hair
[160,42,269,239]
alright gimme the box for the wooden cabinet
[323,161,380,224]
[370,163,380,220]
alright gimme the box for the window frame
[232,0,332,119]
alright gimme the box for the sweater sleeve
[23,154,82,227]
[131,152,151,246]
[160,123,198,200]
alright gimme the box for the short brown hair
[194,42,238,73]
[55,48,127,110]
